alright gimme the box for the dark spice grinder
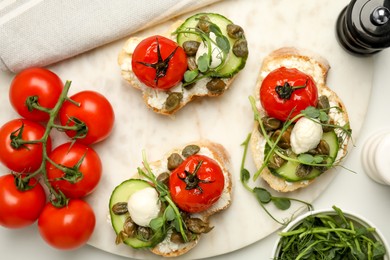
[336,0,390,55]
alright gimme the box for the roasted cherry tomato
[260,67,318,121]
[58,90,115,145]
[9,68,63,121]
[46,142,102,199]
[0,119,52,173]
[132,35,187,90]
[0,174,46,228]
[169,154,224,213]
[38,199,96,250]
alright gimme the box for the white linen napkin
[0,0,220,73]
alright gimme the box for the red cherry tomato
[169,154,224,213]
[46,142,102,199]
[9,68,63,121]
[0,174,46,228]
[260,67,318,121]
[58,90,115,145]
[0,119,52,173]
[38,199,96,250]
[132,35,187,90]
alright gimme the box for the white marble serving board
[0,0,374,259]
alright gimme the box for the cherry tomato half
[169,154,224,213]
[9,68,63,121]
[58,90,115,145]
[38,199,96,250]
[0,174,46,228]
[0,119,52,173]
[132,35,187,90]
[46,142,102,199]
[260,67,318,121]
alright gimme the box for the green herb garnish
[276,206,387,259]
[173,17,231,86]
[138,150,189,242]
[240,133,313,225]
[248,96,352,181]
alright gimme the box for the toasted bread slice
[131,140,232,257]
[118,17,243,116]
[250,47,350,192]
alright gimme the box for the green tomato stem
[21,81,74,206]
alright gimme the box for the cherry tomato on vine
[58,90,114,145]
[169,154,225,213]
[0,174,46,228]
[0,119,52,173]
[9,67,63,121]
[132,35,187,90]
[260,67,318,121]
[38,199,95,250]
[46,142,102,199]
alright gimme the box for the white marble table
[0,0,389,259]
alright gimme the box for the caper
[123,217,136,237]
[170,230,197,244]
[183,82,196,90]
[186,218,214,234]
[182,144,200,157]
[268,153,285,169]
[272,129,291,149]
[187,56,198,71]
[226,24,245,39]
[296,164,313,178]
[136,226,152,241]
[312,140,330,156]
[206,78,226,94]
[170,231,185,244]
[261,117,282,132]
[317,95,330,112]
[112,202,128,215]
[196,15,211,33]
[115,230,128,245]
[183,41,200,56]
[156,171,170,185]
[167,153,183,170]
[165,92,183,112]
[233,39,248,58]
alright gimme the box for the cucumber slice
[109,179,164,248]
[269,131,339,182]
[176,13,247,77]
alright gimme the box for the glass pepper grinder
[336,0,390,56]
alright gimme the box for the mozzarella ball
[127,187,161,227]
[290,117,323,154]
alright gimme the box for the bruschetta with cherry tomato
[250,47,351,192]
[109,140,232,257]
[118,13,248,115]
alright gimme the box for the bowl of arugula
[272,205,389,260]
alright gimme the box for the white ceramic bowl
[271,208,390,259]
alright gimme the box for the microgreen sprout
[173,17,231,86]
[248,96,352,181]
[138,150,189,242]
[276,205,387,259]
[240,133,313,225]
